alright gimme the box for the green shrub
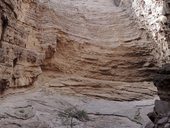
[58,106,90,128]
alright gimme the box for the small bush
[58,106,89,128]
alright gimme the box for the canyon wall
[132,0,170,64]
[39,0,162,82]
[1,0,170,127]
[132,0,170,127]
[0,0,57,88]
[0,0,168,89]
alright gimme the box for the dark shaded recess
[153,75,170,89]
[45,45,56,59]
[168,3,170,8]
[153,64,170,101]
[147,112,157,123]
[0,79,9,94]
[114,0,121,7]
[154,64,170,74]
[153,64,170,88]
[0,49,5,63]
[0,15,8,48]
[12,75,16,86]
[13,58,18,67]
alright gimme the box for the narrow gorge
[0,0,170,128]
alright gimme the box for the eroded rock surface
[37,71,156,101]
[146,100,170,128]
[0,87,156,128]
[0,0,166,89]
[0,0,170,128]
[133,0,170,64]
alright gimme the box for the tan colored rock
[0,0,166,96]
[1,0,169,127]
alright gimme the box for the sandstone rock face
[139,1,170,127]
[0,0,169,128]
[42,0,160,82]
[132,0,170,64]
[0,0,166,99]
[0,0,165,97]
[0,0,55,88]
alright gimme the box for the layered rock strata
[0,0,56,88]
[0,0,168,102]
[1,0,170,127]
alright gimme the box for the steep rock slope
[42,0,159,82]
[0,0,169,128]
[0,0,44,88]
[0,0,162,99]
[2,0,170,96]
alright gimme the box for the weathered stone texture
[0,0,167,90]
[134,1,170,127]
[0,0,57,88]
[146,100,170,128]
[1,0,169,128]
[132,0,170,64]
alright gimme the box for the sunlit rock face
[1,0,170,128]
[39,0,162,82]
[0,0,168,92]
[132,0,170,64]
[0,0,54,88]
